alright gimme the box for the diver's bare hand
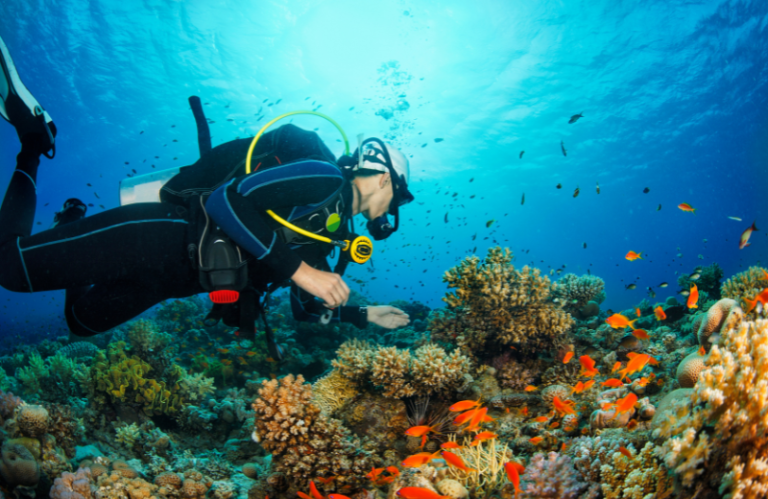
[368,306,410,329]
[291,261,350,309]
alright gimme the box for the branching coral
[554,274,606,315]
[721,266,768,309]
[600,443,675,499]
[434,247,574,356]
[251,374,373,481]
[178,372,216,402]
[656,319,768,498]
[331,341,472,399]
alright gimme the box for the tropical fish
[612,361,622,373]
[315,476,337,485]
[739,221,758,249]
[625,251,643,261]
[654,306,667,321]
[529,436,544,444]
[573,186,580,198]
[401,450,440,468]
[643,187,650,193]
[729,216,742,221]
[440,442,462,450]
[625,283,637,290]
[600,378,625,388]
[405,425,439,437]
[532,416,549,423]
[441,451,477,473]
[472,431,498,441]
[453,408,482,426]
[549,421,560,429]
[329,495,351,499]
[486,219,495,228]
[448,399,481,412]
[525,385,539,392]
[678,202,696,213]
[563,351,574,364]
[689,272,701,281]
[618,446,632,458]
[743,288,768,313]
[387,466,400,476]
[687,284,699,309]
[659,282,668,288]
[246,351,258,357]
[568,113,584,124]
[583,379,595,390]
[216,348,229,354]
[605,313,637,329]
[521,193,525,205]
[553,396,577,416]
[561,141,567,156]
[618,354,651,380]
[556,183,562,189]
[627,419,639,430]
[611,393,638,419]
[579,355,600,378]
[309,481,324,499]
[657,204,662,211]
[635,377,650,387]
[504,462,524,494]
[396,487,452,499]
[583,242,587,249]
[596,182,600,194]
[465,407,488,432]
[298,492,314,499]
[632,329,650,340]
[635,308,641,317]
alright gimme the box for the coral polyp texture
[720,266,768,309]
[434,246,574,355]
[655,318,768,498]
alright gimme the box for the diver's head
[347,138,414,240]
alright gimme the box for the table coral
[436,246,574,356]
[656,319,768,498]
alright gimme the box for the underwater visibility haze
[0,0,768,498]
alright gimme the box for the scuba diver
[0,35,412,359]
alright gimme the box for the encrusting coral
[655,318,768,498]
[432,246,574,356]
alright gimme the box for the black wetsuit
[0,126,367,336]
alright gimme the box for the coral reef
[520,452,588,499]
[554,273,606,317]
[678,263,724,300]
[251,374,373,484]
[655,319,768,498]
[312,369,360,416]
[721,266,768,307]
[0,440,40,487]
[599,442,674,499]
[433,246,573,356]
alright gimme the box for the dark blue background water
[1,0,767,340]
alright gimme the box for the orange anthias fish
[245,351,258,357]
[448,399,481,412]
[631,329,650,340]
[472,431,498,442]
[635,307,641,317]
[600,378,624,388]
[315,476,336,485]
[611,393,638,419]
[618,446,632,458]
[743,288,768,313]
[441,451,478,473]
[583,379,595,390]
[365,467,385,481]
[579,355,600,378]
[619,354,651,380]
[625,251,643,261]
[396,487,452,499]
[216,348,229,354]
[405,425,440,438]
[525,385,539,392]
[678,202,696,213]
[654,306,667,321]
[612,361,622,373]
[563,351,575,364]
[529,436,544,444]
[605,313,637,329]
[401,451,440,468]
[739,221,758,249]
[635,377,650,387]
[553,396,577,416]
[298,492,313,499]
[549,422,560,429]
[309,481,324,499]
[504,462,525,495]
[571,381,585,394]
[687,283,699,309]
[386,466,400,476]
[533,416,549,423]
[329,495,351,499]
[465,407,488,432]
[453,408,481,426]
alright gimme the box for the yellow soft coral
[435,246,573,355]
[657,318,768,498]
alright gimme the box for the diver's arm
[205,161,344,281]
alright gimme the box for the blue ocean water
[0,0,766,338]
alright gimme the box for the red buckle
[209,290,239,304]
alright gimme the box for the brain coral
[435,246,574,355]
[0,440,40,486]
[15,404,49,437]
[676,350,710,388]
[694,298,743,348]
